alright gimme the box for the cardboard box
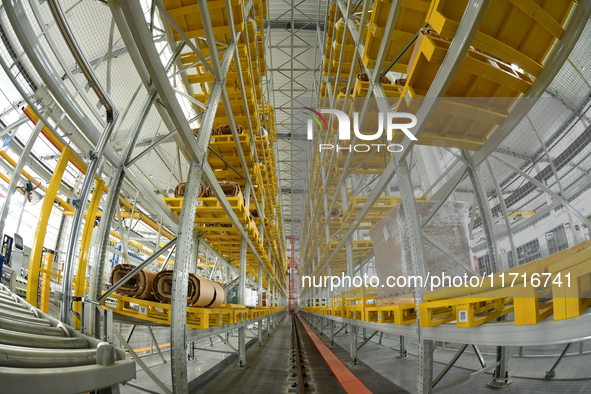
[369,201,473,302]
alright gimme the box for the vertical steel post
[238,182,251,367]
[170,159,202,394]
[463,151,500,273]
[485,159,517,268]
[397,160,433,394]
[345,218,357,364]
[349,323,358,365]
[73,179,105,328]
[258,262,263,346]
[489,345,512,387]
[465,156,510,387]
[0,120,44,241]
[398,336,407,358]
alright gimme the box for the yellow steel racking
[362,0,432,70]
[301,286,416,325]
[102,293,283,330]
[164,0,245,43]
[396,31,533,150]
[426,0,577,76]
[419,241,591,328]
[162,0,286,292]
[329,21,369,77]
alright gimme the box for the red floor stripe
[297,315,373,394]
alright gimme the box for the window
[477,254,492,274]
[546,225,569,255]
[508,239,541,266]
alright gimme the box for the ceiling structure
[268,0,326,253]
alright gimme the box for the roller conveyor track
[301,308,591,348]
[0,284,136,394]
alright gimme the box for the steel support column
[486,160,518,268]
[0,120,44,242]
[238,181,251,367]
[170,159,202,393]
[489,345,512,388]
[73,179,105,328]
[258,263,263,346]
[397,160,433,394]
[349,324,358,365]
[398,336,407,358]
[47,0,121,326]
[464,151,500,273]
[464,155,509,386]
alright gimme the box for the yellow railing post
[73,179,105,328]
[39,250,55,313]
[27,146,72,306]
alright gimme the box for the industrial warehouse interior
[0,0,590,393]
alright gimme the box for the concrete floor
[302,320,409,394]
[120,325,260,393]
[194,316,349,393]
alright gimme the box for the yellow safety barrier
[27,146,72,307]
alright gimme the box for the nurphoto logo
[304,108,417,152]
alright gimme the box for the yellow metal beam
[24,107,172,241]
[73,179,105,328]
[0,150,74,212]
[23,106,89,175]
[118,196,175,240]
[27,146,72,306]
[39,251,55,313]
[62,210,140,219]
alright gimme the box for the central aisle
[193,316,346,393]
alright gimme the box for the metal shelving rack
[0,0,288,392]
[298,0,591,393]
